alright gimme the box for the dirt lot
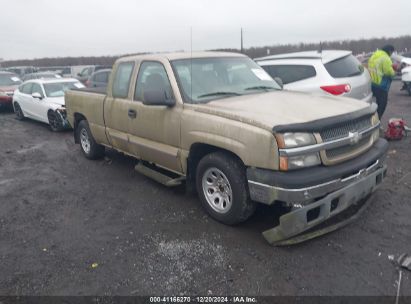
[0,81,410,296]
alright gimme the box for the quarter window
[112,62,134,98]
[324,55,363,78]
[134,61,173,102]
[262,65,317,85]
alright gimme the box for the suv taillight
[320,84,351,95]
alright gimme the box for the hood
[48,96,65,107]
[0,85,18,93]
[191,91,371,132]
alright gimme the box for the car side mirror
[143,90,175,107]
[274,77,284,89]
[32,92,43,100]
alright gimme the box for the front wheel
[196,151,256,225]
[77,120,105,159]
[14,102,25,120]
[48,110,64,132]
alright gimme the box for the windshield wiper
[244,85,278,91]
[197,91,242,98]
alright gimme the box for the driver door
[128,61,182,173]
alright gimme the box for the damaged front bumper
[247,138,388,245]
[56,108,72,129]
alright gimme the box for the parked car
[38,66,74,78]
[0,71,22,110]
[65,52,387,245]
[255,50,373,104]
[6,66,37,78]
[401,65,411,96]
[85,69,111,88]
[22,72,62,81]
[76,65,112,84]
[12,78,84,131]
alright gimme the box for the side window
[112,62,134,99]
[134,61,173,102]
[31,83,44,98]
[262,65,316,85]
[21,83,33,94]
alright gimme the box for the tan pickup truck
[65,51,388,245]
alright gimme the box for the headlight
[276,132,320,171]
[0,91,7,96]
[280,153,321,171]
[276,132,316,148]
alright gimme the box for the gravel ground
[0,81,410,296]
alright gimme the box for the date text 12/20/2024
[149,296,257,303]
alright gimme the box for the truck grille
[320,116,372,142]
[320,115,373,164]
[325,136,371,159]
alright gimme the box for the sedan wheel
[47,111,63,132]
[14,103,25,120]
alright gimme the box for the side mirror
[32,92,43,100]
[143,90,175,107]
[274,77,284,89]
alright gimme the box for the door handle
[128,109,137,118]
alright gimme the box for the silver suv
[255,50,373,104]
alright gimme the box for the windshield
[43,81,84,97]
[171,57,281,103]
[0,74,22,86]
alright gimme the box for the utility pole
[240,28,243,53]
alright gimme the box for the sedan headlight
[276,132,320,171]
[0,91,7,96]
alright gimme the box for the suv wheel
[196,151,256,225]
[77,120,105,159]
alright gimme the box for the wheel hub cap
[202,168,232,214]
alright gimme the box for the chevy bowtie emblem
[348,131,361,145]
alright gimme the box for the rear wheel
[196,151,256,225]
[47,110,64,132]
[77,120,105,159]
[14,102,25,120]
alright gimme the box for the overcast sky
[1,0,410,60]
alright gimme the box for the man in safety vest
[368,45,396,119]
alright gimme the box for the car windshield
[0,74,22,86]
[43,81,84,97]
[171,57,281,104]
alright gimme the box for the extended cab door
[104,61,136,153]
[128,61,182,173]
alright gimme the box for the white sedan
[12,78,84,131]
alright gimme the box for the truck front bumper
[247,138,388,245]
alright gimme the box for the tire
[196,151,256,225]
[14,102,25,120]
[47,110,64,132]
[77,120,105,159]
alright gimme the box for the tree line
[1,35,410,68]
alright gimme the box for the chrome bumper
[248,159,384,204]
[257,163,387,245]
